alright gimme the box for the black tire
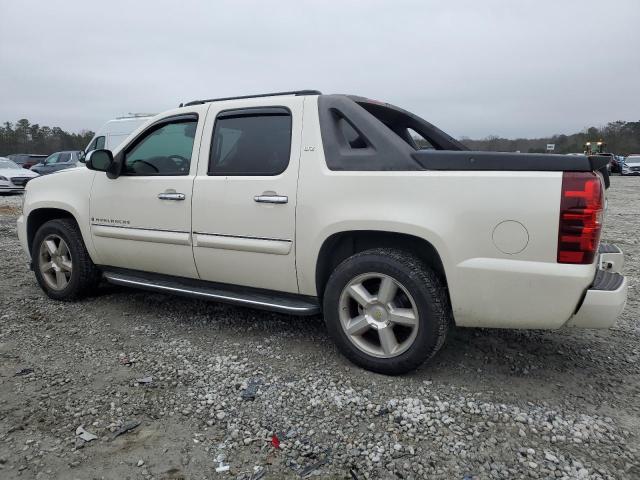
[323,248,451,375]
[32,218,101,300]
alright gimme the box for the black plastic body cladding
[317,94,610,183]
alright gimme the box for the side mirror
[78,150,86,163]
[85,149,113,172]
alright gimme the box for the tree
[461,121,640,156]
[0,119,94,156]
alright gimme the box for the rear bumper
[565,244,627,328]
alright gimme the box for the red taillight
[557,172,604,264]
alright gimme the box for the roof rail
[180,90,322,107]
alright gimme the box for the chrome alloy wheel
[39,234,72,291]
[338,273,419,358]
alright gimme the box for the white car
[16,90,628,374]
[621,155,640,175]
[0,157,39,193]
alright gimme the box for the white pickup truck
[17,90,628,374]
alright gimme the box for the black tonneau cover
[412,151,610,187]
[412,150,605,172]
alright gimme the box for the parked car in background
[6,153,47,170]
[0,157,39,193]
[621,155,640,176]
[82,114,155,159]
[30,151,82,175]
[593,153,620,174]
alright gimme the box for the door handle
[254,194,288,204]
[158,192,185,201]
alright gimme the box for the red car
[6,154,47,170]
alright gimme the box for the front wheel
[323,248,451,375]
[32,219,101,300]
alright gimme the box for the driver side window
[124,119,197,176]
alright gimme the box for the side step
[591,269,624,291]
[598,243,624,274]
[102,269,320,316]
[598,243,622,254]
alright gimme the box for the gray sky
[1,0,638,139]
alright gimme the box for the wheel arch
[315,230,448,299]
[27,208,78,255]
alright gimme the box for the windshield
[625,156,640,165]
[0,159,20,169]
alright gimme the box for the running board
[102,269,320,316]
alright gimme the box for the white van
[84,114,155,153]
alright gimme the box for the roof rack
[180,90,322,107]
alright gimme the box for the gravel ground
[0,176,638,480]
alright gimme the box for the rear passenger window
[209,108,292,176]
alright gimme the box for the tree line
[2,118,639,158]
[461,121,640,156]
[0,119,94,156]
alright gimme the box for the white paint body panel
[88,105,208,279]
[18,167,99,261]
[16,95,626,331]
[89,174,198,278]
[295,98,595,329]
[190,97,304,293]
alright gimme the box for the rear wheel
[323,248,451,375]
[32,219,101,300]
